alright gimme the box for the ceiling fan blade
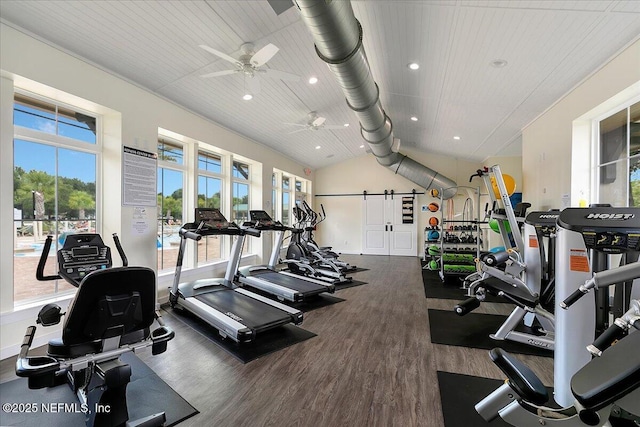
[262,68,301,82]
[323,125,348,129]
[247,75,261,95]
[288,128,309,134]
[250,43,279,66]
[200,69,238,78]
[199,44,240,65]
[311,116,326,127]
[283,122,307,127]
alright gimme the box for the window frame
[592,96,640,206]
[196,148,226,266]
[156,137,187,272]
[12,91,102,306]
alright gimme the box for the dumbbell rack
[438,186,483,281]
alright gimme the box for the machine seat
[482,277,539,306]
[47,329,150,358]
[47,338,101,359]
[571,332,640,411]
[490,348,549,404]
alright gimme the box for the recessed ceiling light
[308,76,318,84]
[359,144,365,148]
[410,116,418,122]
[315,145,321,150]
[490,59,508,68]
[453,136,461,140]
[242,94,253,100]
[344,123,350,127]
[408,62,420,70]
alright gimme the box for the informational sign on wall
[122,146,157,206]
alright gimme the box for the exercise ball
[429,188,440,198]
[429,216,439,227]
[490,174,516,197]
[489,219,511,233]
[490,246,506,253]
[428,202,439,212]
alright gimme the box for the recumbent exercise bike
[15,233,175,427]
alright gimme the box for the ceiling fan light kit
[284,111,350,133]
[200,42,301,98]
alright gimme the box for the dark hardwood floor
[0,255,553,426]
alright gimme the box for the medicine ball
[429,188,440,198]
[428,245,440,256]
[427,230,440,241]
[428,202,439,212]
[429,216,439,227]
[428,260,439,270]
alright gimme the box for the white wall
[0,23,311,357]
[522,39,640,210]
[313,148,483,254]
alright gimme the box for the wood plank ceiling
[1,1,639,170]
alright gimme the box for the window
[13,94,99,303]
[14,94,97,144]
[197,151,224,265]
[157,139,184,271]
[232,160,250,253]
[595,101,640,206]
[231,161,250,222]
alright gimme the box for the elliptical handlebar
[36,236,61,282]
[112,233,128,267]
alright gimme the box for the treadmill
[169,208,303,343]
[237,210,335,302]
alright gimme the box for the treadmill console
[195,208,231,229]
[57,234,112,285]
[245,210,281,230]
[558,207,640,253]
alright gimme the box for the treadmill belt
[253,271,328,294]
[194,290,291,330]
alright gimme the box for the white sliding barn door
[362,195,417,256]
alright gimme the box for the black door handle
[390,225,393,232]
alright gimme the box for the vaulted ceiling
[1,1,639,170]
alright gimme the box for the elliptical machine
[299,201,357,272]
[16,233,175,427]
[285,206,352,284]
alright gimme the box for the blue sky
[14,103,97,183]
[14,139,96,183]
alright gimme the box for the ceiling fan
[199,42,300,95]
[285,112,348,134]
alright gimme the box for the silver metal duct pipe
[294,0,458,199]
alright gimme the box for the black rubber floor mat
[428,309,553,357]
[437,371,554,427]
[0,352,198,427]
[292,294,346,311]
[422,269,508,303]
[164,308,316,363]
[334,280,368,291]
